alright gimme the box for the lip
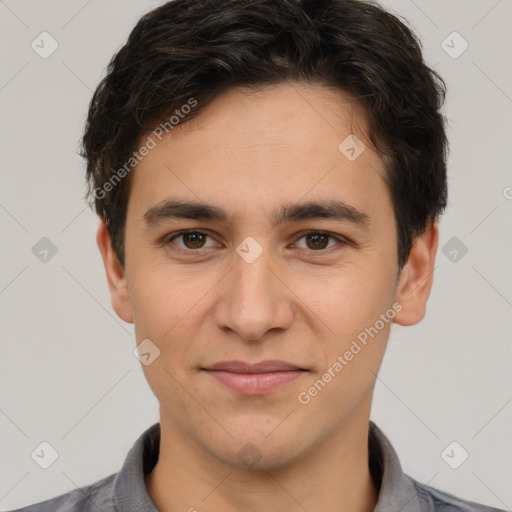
[204,360,304,373]
[202,360,307,395]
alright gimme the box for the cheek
[128,266,216,363]
[295,291,393,421]
[129,269,205,415]
[129,262,194,316]
[297,262,396,341]
[312,262,397,398]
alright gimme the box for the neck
[145,410,379,512]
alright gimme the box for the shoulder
[406,474,507,512]
[8,473,116,512]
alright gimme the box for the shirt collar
[112,420,421,512]
[112,422,160,511]
[369,420,422,512]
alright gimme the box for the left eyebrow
[271,199,370,228]
[142,198,370,229]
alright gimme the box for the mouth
[201,360,308,395]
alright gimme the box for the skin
[97,82,439,512]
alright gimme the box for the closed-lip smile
[202,360,308,394]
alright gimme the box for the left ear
[393,220,439,326]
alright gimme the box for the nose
[214,244,294,342]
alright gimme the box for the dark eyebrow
[272,200,369,227]
[143,198,370,228]
[143,199,229,225]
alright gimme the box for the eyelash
[163,229,349,256]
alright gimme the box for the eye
[166,230,217,252]
[163,229,348,255]
[293,231,347,252]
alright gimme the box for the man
[11,0,505,511]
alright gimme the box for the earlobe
[393,221,439,326]
[96,220,134,324]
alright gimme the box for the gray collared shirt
[10,421,506,512]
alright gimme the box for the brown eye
[304,232,330,250]
[294,231,344,252]
[167,231,216,252]
[181,232,207,249]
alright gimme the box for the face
[98,82,438,470]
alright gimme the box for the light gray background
[0,0,511,510]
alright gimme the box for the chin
[203,418,311,471]
[215,441,305,472]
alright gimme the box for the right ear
[96,219,134,324]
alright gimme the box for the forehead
[129,82,391,225]
[167,82,371,149]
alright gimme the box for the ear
[393,220,439,326]
[96,219,134,324]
